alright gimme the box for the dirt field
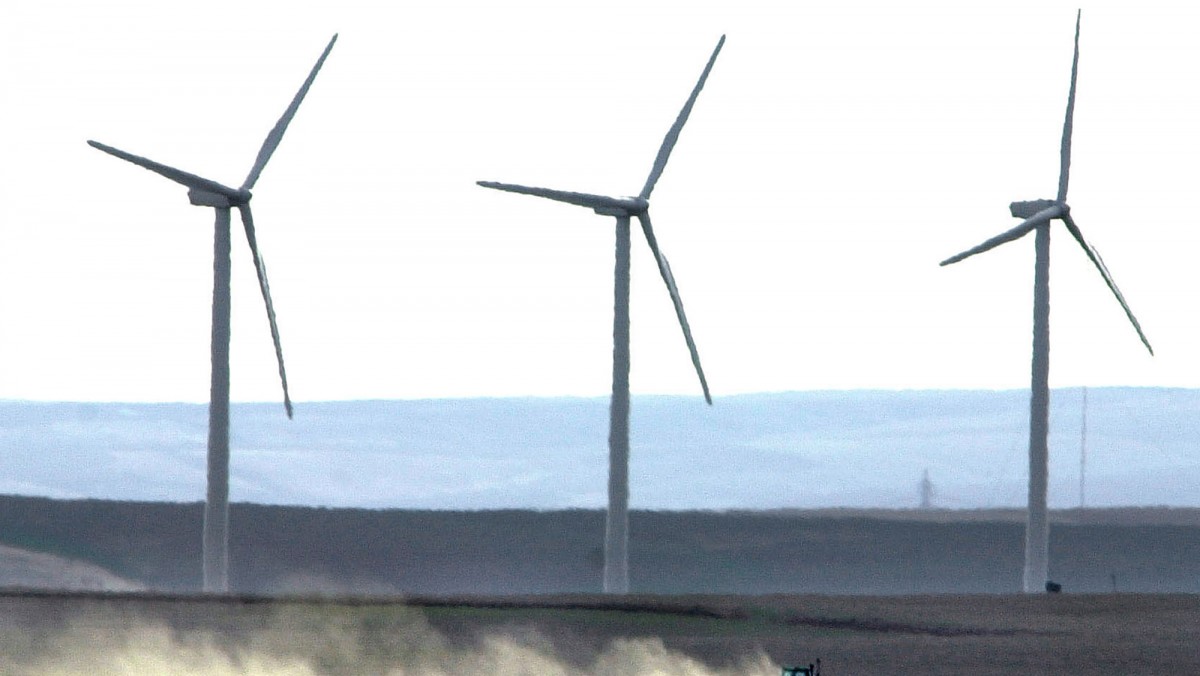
[0,590,1195,675]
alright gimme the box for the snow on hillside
[1,388,1196,510]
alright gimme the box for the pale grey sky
[3,1,1200,404]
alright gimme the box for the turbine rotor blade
[242,34,338,192]
[1058,10,1081,202]
[939,205,1063,266]
[636,212,712,404]
[639,35,726,201]
[88,140,243,200]
[476,181,639,213]
[237,205,295,418]
[1061,212,1153,355]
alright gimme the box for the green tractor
[782,660,821,676]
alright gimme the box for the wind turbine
[88,34,337,593]
[478,36,724,594]
[940,12,1151,593]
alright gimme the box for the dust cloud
[6,603,776,676]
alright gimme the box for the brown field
[0,590,1195,675]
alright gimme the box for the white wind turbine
[88,34,337,592]
[478,36,724,593]
[940,12,1151,592]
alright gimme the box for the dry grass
[0,590,1195,675]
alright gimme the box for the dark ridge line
[408,597,748,620]
[0,588,410,606]
[0,589,741,618]
[785,615,1029,637]
[0,588,1186,629]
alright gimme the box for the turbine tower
[478,36,724,593]
[940,12,1150,593]
[89,34,337,592]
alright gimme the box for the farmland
[3,496,1200,673]
[0,590,1195,674]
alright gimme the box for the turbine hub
[1010,199,1065,220]
[188,188,252,208]
[593,196,649,217]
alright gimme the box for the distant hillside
[1,495,1198,595]
[0,544,143,592]
[3,388,1199,510]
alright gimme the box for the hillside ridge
[2,494,1198,595]
[4,388,1199,510]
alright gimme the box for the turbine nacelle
[593,196,649,217]
[188,186,251,208]
[1011,199,1067,220]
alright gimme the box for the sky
[4,1,1200,405]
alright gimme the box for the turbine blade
[88,140,240,198]
[1061,212,1153,355]
[636,212,712,404]
[1058,10,1080,202]
[476,181,621,211]
[939,205,1062,266]
[242,34,338,191]
[237,205,295,417]
[639,35,726,201]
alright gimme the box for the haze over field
[3,388,1195,510]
